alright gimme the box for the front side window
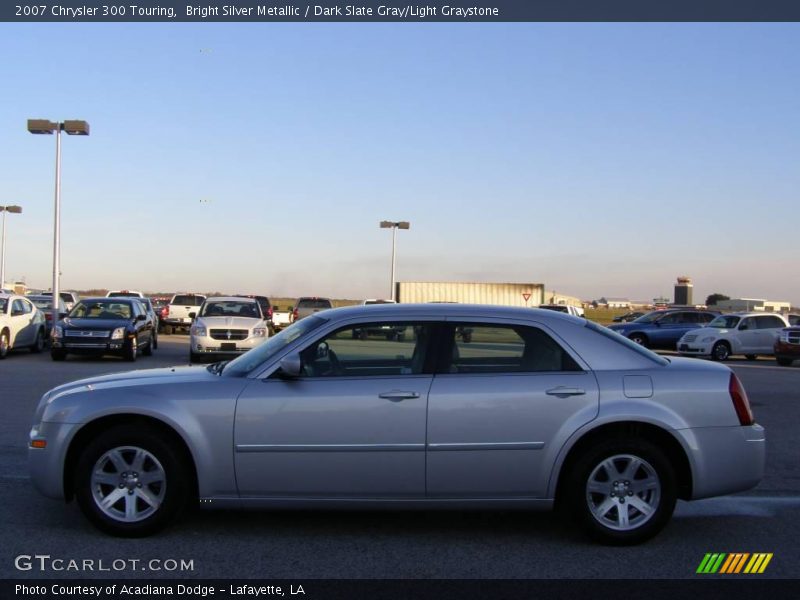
[299,322,430,378]
[739,317,757,330]
[12,299,30,315]
[445,324,581,374]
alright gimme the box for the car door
[425,321,599,498]
[757,315,787,353]
[234,321,435,498]
[10,299,35,346]
[736,317,762,352]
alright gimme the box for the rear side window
[444,324,581,374]
[757,316,786,329]
[172,295,205,306]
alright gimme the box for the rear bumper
[678,424,766,500]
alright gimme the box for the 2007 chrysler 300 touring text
[28,304,765,544]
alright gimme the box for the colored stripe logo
[696,553,773,574]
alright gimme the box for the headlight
[52,326,63,339]
[780,331,790,342]
[701,336,716,343]
[111,327,126,340]
[191,325,207,337]
[253,327,267,337]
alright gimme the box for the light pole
[27,119,90,324]
[379,220,410,301]
[0,205,23,290]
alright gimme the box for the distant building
[598,297,631,309]
[715,298,791,313]
[674,276,693,306]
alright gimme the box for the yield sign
[522,293,532,302]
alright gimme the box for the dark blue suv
[607,309,719,350]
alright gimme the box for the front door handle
[546,387,586,398]
[378,391,420,402]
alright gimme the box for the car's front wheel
[124,336,138,362]
[776,356,793,367]
[74,425,190,537]
[566,438,677,545]
[0,330,10,359]
[712,341,731,361]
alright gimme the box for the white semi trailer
[395,281,545,307]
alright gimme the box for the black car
[51,297,155,361]
[137,298,160,350]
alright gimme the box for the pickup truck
[161,293,206,334]
[271,306,294,331]
[538,304,585,317]
[293,297,333,321]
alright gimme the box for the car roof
[205,296,259,303]
[721,312,787,318]
[315,303,584,323]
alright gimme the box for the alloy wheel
[585,454,661,531]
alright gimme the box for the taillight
[729,373,754,426]
[267,306,273,319]
[292,308,298,318]
[45,314,52,321]
[163,306,169,317]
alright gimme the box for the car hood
[60,317,132,329]
[196,316,264,329]
[44,366,215,400]
[681,326,729,338]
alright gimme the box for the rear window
[172,295,206,306]
[298,298,332,309]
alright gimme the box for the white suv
[678,312,789,361]
[189,296,269,362]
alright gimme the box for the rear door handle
[379,391,420,402]
[546,387,586,398]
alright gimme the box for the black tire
[711,341,731,362]
[51,349,67,361]
[565,437,677,545]
[628,333,648,348]
[164,325,173,335]
[745,354,757,361]
[30,328,45,353]
[0,330,10,359]
[125,336,138,362]
[142,337,153,357]
[74,424,191,537]
[152,331,158,350]
[776,356,793,367]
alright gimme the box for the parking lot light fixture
[0,205,23,289]
[27,119,90,324]
[379,220,410,301]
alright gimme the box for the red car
[774,325,800,366]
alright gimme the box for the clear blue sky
[1,23,798,303]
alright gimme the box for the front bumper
[29,421,83,500]
[677,424,766,500]
[774,340,800,358]
[51,339,127,355]
[677,341,713,357]
[190,333,266,355]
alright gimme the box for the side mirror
[739,324,748,330]
[277,354,302,378]
[135,314,146,322]
[189,312,197,319]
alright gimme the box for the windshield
[69,300,132,320]
[222,315,327,377]
[200,300,262,319]
[709,315,740,329]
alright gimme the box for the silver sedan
[28,304,765,544]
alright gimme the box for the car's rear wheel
[712,341,731,361]
[566,438,677,545]
[0,330,9,359]
[745,354,757,361]
[776,356,793,367]
[74,425,190,537]
[628,333,648,348]
[30,328,45,353]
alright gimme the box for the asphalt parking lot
[1,336,798,579]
